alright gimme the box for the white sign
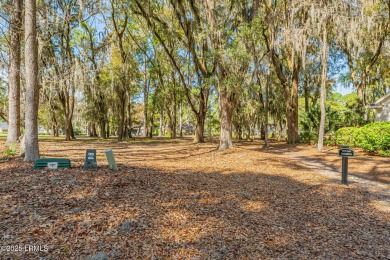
[47,162,58,169]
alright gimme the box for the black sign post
[338,145,354,185]
[84,149,97,170]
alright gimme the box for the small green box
[34,158,71,169]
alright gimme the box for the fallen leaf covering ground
[0,137,389,259]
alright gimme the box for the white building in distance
[370,92,390,122]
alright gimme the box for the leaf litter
[0,138,389,259]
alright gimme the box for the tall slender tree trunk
[143,54,148,137]
[6,0,22,144]
[106,120,110,137]
[24,0,40,161]
[264,73,270,148]
[179,102,183,138]
[219,90,234,149]
[149,113,154,138]
[127,99,132,138]
[291,65,300,143]
[303,78,310,113]
[172,91,177,139]
[159,109,164,137]
[318,24,327,151]
[117,93,126,141]
[258,92,265,141]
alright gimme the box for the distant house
[0,122,8,133]
[370,92,390,122]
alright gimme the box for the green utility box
[84,149,97,170]
[34,158,71,169]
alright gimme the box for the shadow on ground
[0,154,389,259]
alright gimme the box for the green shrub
[73,126,83,135]
[335,122,390,156]
[335,127,359,147]
[356,122,390,153]
[299,132,318,144]
[2,142,18,157]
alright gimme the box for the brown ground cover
[0,137,389,259]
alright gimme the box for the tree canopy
[0,0,389,150]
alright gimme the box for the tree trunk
[246,125,251,140]
[260,122,265,140]
[51,111,58,137]
[172,92,177,139]
[318,24,327,151]
[127,100,132,138]
[24,0,40,161]
[100,121,107,139]
[269,41,300,144]
[106,120,110,137]
[303,78,310,113]
[193,88,207,143]
[65,117,72,141]
[179,102,183,138]
[117,94,126,141]
[219,91,234,149]
[6,0,22,144]
[70,122,76,139]
[264,73,270,148]
[291,65,300,143]
[87,123,91,136]
[194,115,205,143]
[237,126,243,140]
[159,109,164,137]
[143,54,148,137]
[279,117,283,141]
[149,114,154,138]
[91,122,97,137]
[282,64,300,144]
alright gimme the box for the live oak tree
[262,0,310,144]
[1,0,389,150]
[335,1,390,118]
[131,0,213,143]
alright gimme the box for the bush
[73,127,83,135]
[335,127,359,147]
[335,122,390,156]
[355,122,390,154]
[2,142,18,157]
[299,131,318,144]
[300,104,341,144]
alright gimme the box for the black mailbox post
[84,149,97,170]
[338,145,354,184]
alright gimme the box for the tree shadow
[0,163,389,259]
